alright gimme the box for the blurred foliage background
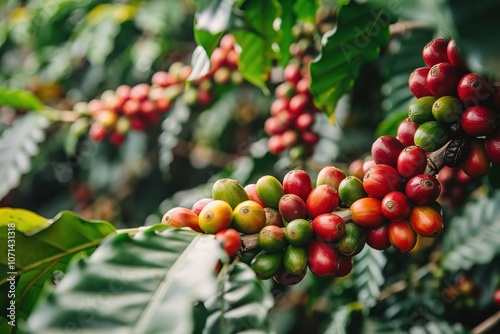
[1,0,500,333]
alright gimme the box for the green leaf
[323,302,363,334]
[277,0,295,67]
[63,117,90,156]
[375,28,435,137]
[353,245,387,308]
[449,0,500,78]
[188,45,212,81]
[310,1,391,123]
[233,0,281,94]
[24,227,227,333]
[441,191,500,272]
[293,0,319,24]
[374,110,407,138]
[0,88,44,111]
[204,262,274,333]
[408,320,471,334]
[0,209,115,332]
[0,113,51,201]
[193,0,242,56]
[159,99,191,174]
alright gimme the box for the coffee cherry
[422,38,449,67]
[305,184,339,218]
[215,228,242,256]
[334,255,354,277]
[409,206,444,238]
[191,198,214,215]
[397,145,427,179]
[493,289,500,305]
[405,174,441,205]
[316,166,346,190]
[461,105,499,137]
[350,197,385,227]
[199,200,233,234]
[283,169,313,202]
[244,184,268,208]
[307,240,341,277]
[446,39,468,69]
[363,164,403,199]
[381,191,412,221]
[414,121,451,152]
[426,62,463,97]
[371,135,405,168]
[335,222,366,257]
[264,207,284,227]
[409,67,432,98]
[365,223,391,250]
[409,96,438,125]
[462,138,491,178]
[162,207,202,232]
[457,73,493,106]
[388,220,417,252]
[432,96,463,124]
[273,267,306,285]
[232,200,266,234]
[397,118,420,146]
[485,126,500,164]
[338,176,367,207]
[312,213,345,243]
[278,194,307,222]
[252,251,283,280]
[258,225,286,252]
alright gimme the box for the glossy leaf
[193,0,242,56]
[353,245,387,308]
[0,209,115,333]
[408,320,470,334]
[277,0,295,67]
[233,0,281,93]
[24,227,227,333]
[449,0,500,77]
[310,1,392,123]
[293,0,319,24]
[0,113,51,201]
[442,191,500,272]
[159,99,191,174]
[204,262,274,333]
[375,28,434,137]
[0,88,44,111]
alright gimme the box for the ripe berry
[316,166,346,190]
[284,63,302,84]
[365,223,391,250]
[278,194,307,222]
[409,206,444,238]
[363,164,403,199]
[422,38,449,67]
[215,228,242,257]
[397,145,427,179]
[371,135,405,168]
[405,174,441,205]
[485,126,500,165]
[457,73,493,106]
[397,118,420,146]
[381,191,412,221]
[388,220,417,253]
[283,169,313,202]
[307,240,341,277]
[462,138,491,178]
[426,62,463,97]
[350,197,385,227]
[461,105,499,137]
[312,213,345,243]
[446,39,468,69]
[409,67,432,98]
[306,184,339,218]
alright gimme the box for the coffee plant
[1,0,500,333]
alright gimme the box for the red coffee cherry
[422,38,449,67]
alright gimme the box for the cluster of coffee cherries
[76,35,241,145]
[339,135,445,253]
[402,38,500,177]
[162,169,355,285]
[265,22,322,159]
